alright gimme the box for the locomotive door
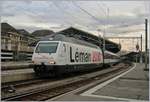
[59,43,67,64]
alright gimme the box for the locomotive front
[32,41,60,75]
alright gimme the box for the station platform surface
[1,68,36,83]
[50,63,149,101]
[1,61,33,70]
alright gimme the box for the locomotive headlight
[32,61,37,64]
[32,61,38,64]
[49,60,55,64]
[48,57,55,64]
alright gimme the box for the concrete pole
[140,34,143,63]
[103,29,105,64]
[103,29,105,52]
[98,29,105,65]
[144,19,148,71]
[103,8,109,55]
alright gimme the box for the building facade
[1,23,37,52]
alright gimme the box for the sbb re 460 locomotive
[32,34,120,76]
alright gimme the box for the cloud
[1,1,148,35]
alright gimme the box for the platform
[1,61,33,70]
[1,68,36,83]
[50,63,149,101]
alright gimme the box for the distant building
[57,27,121,53]
[31,29,54,39]
[29,27,121,53]
[17,29,37,52]
[1,23,37,52]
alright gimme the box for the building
[30,27,121,53]
[1,23,37,52]
[17,29,37,52]
[57,27,121,53]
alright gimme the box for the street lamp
[144,19,148,71]
[140,34,143,63]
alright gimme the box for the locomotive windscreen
[35,42,58,53]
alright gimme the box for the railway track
[2,79,51,89]
[1,62,132,101]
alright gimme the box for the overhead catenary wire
[52,1,91,29]
[50,1,111,32]
[50,1,73,26]
[72,1,104,25]
[34,1,143,36]
[97,1,107,15]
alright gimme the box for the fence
[26,53,33,60]
[1,51,13,61]
[1,50,33,61]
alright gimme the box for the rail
[1,62,132,101]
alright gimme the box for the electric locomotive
[32,34,119,76]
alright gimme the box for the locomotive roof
[41,34,99,49]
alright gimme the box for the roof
[57,27,121,53]
[28,27,121,53]
[41,34,99,49]
[17,29,35,38]
[17,29,30,36]
[1,22,19,35]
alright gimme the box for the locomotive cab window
[35,42,58,53]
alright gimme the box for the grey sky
[1,0,150,51]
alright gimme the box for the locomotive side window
[35,42,58,53]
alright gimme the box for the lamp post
[140,34,143,63]
[144,19,148,71]
[98,29,104,64]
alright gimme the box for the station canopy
[56,27,121,53]
[32,27,121,53]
